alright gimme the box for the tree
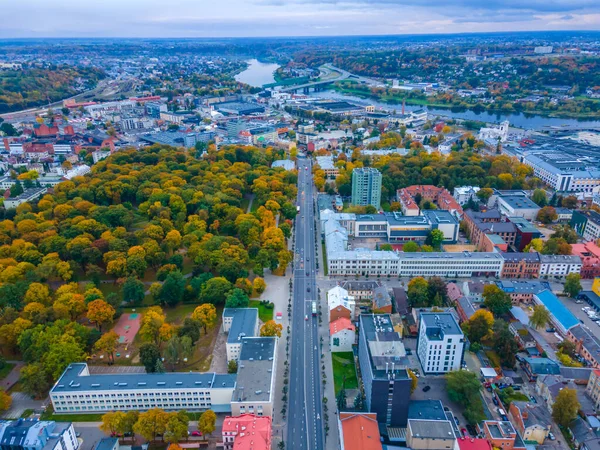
[201,277,232,304]
[94,331,120,364]
[253,277,266,294]
[228,359,238,374]
[529,305,550,330]
[542,237,572,255]
[260,320,283,337]
[561,196,578,209]
[425,229,444,249]
[133,408,170,441]
[552,388,580,427]
[163,336,192,370]
[192,304,217,334]
[198,410,217,437]
[225,288,250,308]
[159,271,186,307]
[483,285,512,317]
[462,310,494,344]
[20,364,50,398]
[178,318,201,344]
[558,340,578,359]
[140,306,170,346]
[532,189,548,207]
[536,206,558,224]
[407,369,418,394]
[87,299,116,331]
[100,411,125,436]
[492,320,519,367]
[164,411,189,443]
[524,238,543,253]
[0,389,11,413]
[476,188,493,203]
[407,277,429,307]
[428,277,448,306]
[446,370,485,424]
[139,343,161,373]
[403,241,419,252]
[120,411,140,442]
[123,277,146,306]
[564,273,582,298]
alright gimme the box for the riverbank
[333,83,600,122]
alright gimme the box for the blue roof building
[533,289,579,334]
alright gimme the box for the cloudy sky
[1,0,599,37]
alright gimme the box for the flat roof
[499,195,540,210]
[232,337,276,404]
[408,419,455,439]
[421,312,463,337]
[223,308,258,344]
[408,400,447,421]
[360,314,409,380]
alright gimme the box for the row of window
[54,391,213,399]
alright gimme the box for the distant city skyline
[1,0,599,38]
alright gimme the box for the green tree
[403,241,419,252]
[159,271,186,307]
[532,189,548,207]
[123,277,146,306]
[564,273,582,298]
[20,363,50,398]
[476,188,493,203]
[139,343,161,373]
[228,359,238,374]
[428,276,448,306]
[201,277,232,304]
[529,305,550,330]
[164,411,189,443]
[407,277,429,307]
[225,288,250,308]
[446,370,485,425]
[483,285,512,317]
[552,388,580,427]
[492,320,519,367]
[425,229,444,249]
[198,410,217,437]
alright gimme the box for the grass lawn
[249,300,274,323]
[41,409,104,422]
[0,362,16,380]
[165,304,198,325]
[485,350,502,368]
[321,242,328,276]
[331,352,358,395]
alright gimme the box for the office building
[571,210,600,242]
[222,309,259,363]
[522,153,600,194]
[500,252,541,279]
[50,363,236,413]
[0,420,78,450]
[221,414,271,450]
[453,186,480,205]
[357,314,412,426]
[539,254,582,279]
[496,195,540,221]
[351,168,382,209]
[417,313,465,374]
[230,337,277,417]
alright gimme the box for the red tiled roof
[330,317,355,336]
[221,414,271,450]
[339,413,382,450]
[457,437,493,450]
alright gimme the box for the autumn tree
[94,331,120,364]
[140,306,173,347]
[87,299,116,331]
[483,285,512,317]
[537,206,558,224]
[253,277,266,294]
[164,411,189,443]
[133,408,171,441]
[192,304,217,334]
[552,388,580,427]
[407,277,429,307]
[198,410,217,437]
[462,309,494,344]
[0,389,12,413]
[260,320,283,337]
[100,411,126,436]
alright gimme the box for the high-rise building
[351,168,382,210]
[417,313,465,374]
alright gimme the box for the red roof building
[457,437,493,450]
[221,414,271,450]
[33,123,59,138]
[572,242,600,279]
[339,413,382,450]
[396,185,463,217]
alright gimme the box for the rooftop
[223,308,259,344]
[408,419,456,440]
[408,400,447,421]
[421,313,463,339]
[221,414,271,450]
[231,337,276,405]
[534,289,579,331]
[495,280,551,295]
[339,413,382,450]
[330,317,355,335]
[498,195,541,211]
[360,314,409,380]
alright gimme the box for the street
[287,158,325,450]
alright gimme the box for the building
[50,363,236,413]
[372,285,392,313]
[463,281,487,303]
[455,296,476,323]
[392,287,410,316]
[271,160,295,171]
[508,401,551,444]
[496,195,540,221]
[509,217,542,252]
[533,290,579,335]
[338,412,382,450]
[508,322,536,350]
[453,186,480,205]
[478,121,509,142]
[463,210,517,251]
[456,438,492,450]
[481,421,526,450]
[0,420,78,450]
[571,243,600,279]
[397,185,463,218]
[500,252,541,279]
[340,281,384,302]
[222,309,259,363]
[572,210,600,242]
[214,102,265,116]
[495,280,551,304]
[315,156,339,179]
[406,419,457,449]
[93,438,119,450]
[230,337,277,417]
[567,325,600,369]
[397,251,503,278]
[539,254,582,279]
[327,286,356,322]
[4,188,48,209]
[417,313,465,374]
[351,168,382,209]
[330,317,356,352]
[585,370,600,410]
[358,314,412,426]
[221,414,271,450]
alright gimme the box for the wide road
[287,157,324,450]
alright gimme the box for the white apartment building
[50,363,235,413]
[4,187,48,209]
[222,308,259,363]
[523,154,600,194]
[0,176,16,190]
[453,186,480,205]
[396,252,504,278]
[327,286,356,321]
[417,313,465,374]
[0,420,79,450]
[539,255,582,279]
[315,156,339,179]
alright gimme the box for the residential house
[406,419,457,449]
[327,286,356,322]
[495,280,551,304]
[567,325,600,369]
[572,243,600,279]
[509,322,536,350]
[508,401,552,444]
[372,286,392,313]
[338,412,382,450]
[392,287,409,316]
[221,414,271,450]
[480,421,526,450]
[330,318,356,352]
[586,370,600,410]
[463,281,487,303]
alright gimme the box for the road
[287,158,324,450]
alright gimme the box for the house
[340,281,383,302]
[480,421,526,450]
[495,280,551,304]
[567,325,600,369]
[536,374,575,409]
[392,287,409,316]
[372,286,392,313]
[0,419,78,450]
[338,412,382,450]
[523,358,560,382]
[463,281,487,303]
[509,322,536,350]
[585,370,600,409]
[508,401,552,444]
[446,283,463,303]
[406,419,457,449]
[327,286,356,322]
[330,317,356,352]
[455,296,477,323]
[221,414,271,450]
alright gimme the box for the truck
[311,301,317,316]
[296,205,300,213]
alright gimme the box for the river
[235,59,280,88]
[307,90,600,130]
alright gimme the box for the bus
[312,301,317,316]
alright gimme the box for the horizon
[2,0,600,38]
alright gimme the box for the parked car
[191,431,202,436]
[513,386,522,391]
[546,327,556,333]
[548,432,555,441]
[422,386,431,392]
[492,397,499,406]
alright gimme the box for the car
[306,272,309,276]
[307,287,311,292]
[191,431,202,437]
[530,396,537,403]
[76,433,81,438]
[305,315,308,320]
[422,386,431,392]
[580,319,585,323]
[513,386,521,391]
[461,428,468,437]
[548,432,555,441]
[492,397,499,406]
[546,327,556,332]
[576,300,584,304]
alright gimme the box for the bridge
[277,64,382,94]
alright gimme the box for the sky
[1,0,599,37]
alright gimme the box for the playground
[99,313,142,362]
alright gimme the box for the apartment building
[417,313,465,374]
[50,363,236,413]
[539,254,582,279]
[397,185,463,217]
[351,168,382,209]
[221,414,271,450]
[222,308,259,363]
[453,186,480,205]
[358,314,412,426]
[500,252,541,279]
[0,420,78,450]
[463,210,516,251]
[4,187,48,209]
[567,325,600,369]
[585,370,600,410]
[315,156,339,179]
[572,210,600,242]
[571,243,600,279]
